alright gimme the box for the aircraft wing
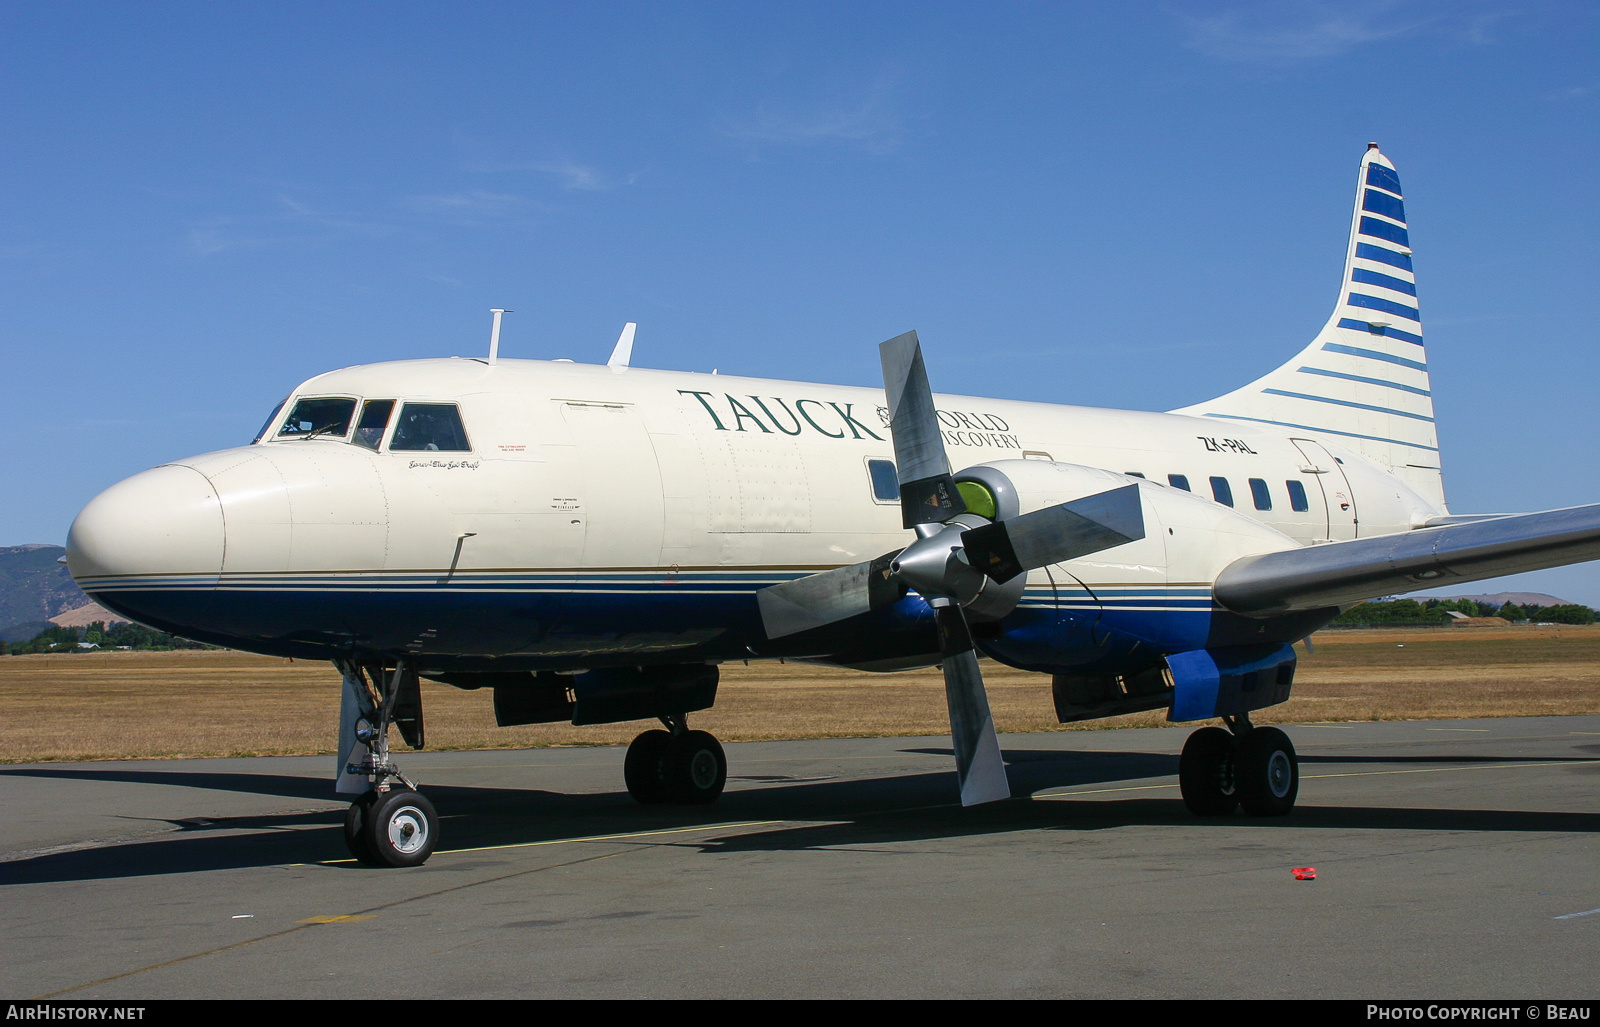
[1214,503,1600,615]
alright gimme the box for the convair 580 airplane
[66,145,1600,866]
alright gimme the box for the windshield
[353,399,395,450]
[276,397,357,440]
[252,397,289,444]
[390,403,471,452]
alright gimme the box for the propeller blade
[757,552,904,639]
[879,331,965,528]
[960,483,1146,583]
[935,604,1011,806]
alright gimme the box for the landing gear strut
[336,659,439,867]
[1179,714,1298,817]
[624,714,727,806]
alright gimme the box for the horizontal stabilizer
[1214,504,1600,614]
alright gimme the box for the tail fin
[1171,144,1444,509]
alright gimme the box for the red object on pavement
[1292,867,1317,880]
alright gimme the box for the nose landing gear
[1179,714,1298,817]
[336,659,440,867]
[624,715,727,806]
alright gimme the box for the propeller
[756,330,1146,807]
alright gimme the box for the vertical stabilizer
[1172,145,1444,508]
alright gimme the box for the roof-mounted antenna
[608,322,637,369]
[487,308,512,365]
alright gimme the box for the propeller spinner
[756,331,1145,806]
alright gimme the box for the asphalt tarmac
[2,716,1597,999]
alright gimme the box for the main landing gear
[1178,714,1298,817]
[623,714,727,805]
[336,660,440,867]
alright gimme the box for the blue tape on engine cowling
[1167,643,1297,722]
[1167,650,1222,721]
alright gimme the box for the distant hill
[50,601,129,628]
[1428,592,1576,608]
[0,619,55,643]
[0,544,93,629]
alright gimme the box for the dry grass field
[2,625,1598,763]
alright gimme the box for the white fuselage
[63,354,1454,674]
[70,355,1445,587]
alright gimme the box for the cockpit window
[277,397,357,440]
[253,397,289,444]
[389,403,471,452]
[353,400,395,451]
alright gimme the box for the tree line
[1332,598,1597,627]
[3,621,214,655]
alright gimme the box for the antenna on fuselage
[607,322,637,368]
[487,308,512,364]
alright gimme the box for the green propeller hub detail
[956,480,998,520]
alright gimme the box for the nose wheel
[345,787,439,867]
[1179,718,1298,817]
[624,719,727,805]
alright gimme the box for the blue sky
[3,1,1597,602]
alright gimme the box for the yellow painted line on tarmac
[1427,727,1490,732]
[1300,759,1590,781]
[1033,759,1594,800]
[1034,782,1176,799]
[38,846,635,999]
[295,914,376,924]
[438,819,786,857]
[301,818,788,867]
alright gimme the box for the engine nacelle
[954,458,1303,591]
[950,459,1315,695]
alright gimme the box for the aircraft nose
[66,464,225,584]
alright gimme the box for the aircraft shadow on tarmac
[1,747,1595,886]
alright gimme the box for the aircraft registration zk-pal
[65,144,1600,867]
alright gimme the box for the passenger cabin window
[253,397,289,444]
[1249,478,1272,511]
[390,403,471,452]
[354,400,395,451]
[1210,476,1234,507]
[277,397,356,440]
[1167,474,1190,491]
[1286,480,1311,512]
[867,459,900,503]
[1124,471,1146,478]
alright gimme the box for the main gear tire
[1236,726,1298,817]
[665,730,727,805]
[624,729,674,804]
[1179,726,1239,816]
